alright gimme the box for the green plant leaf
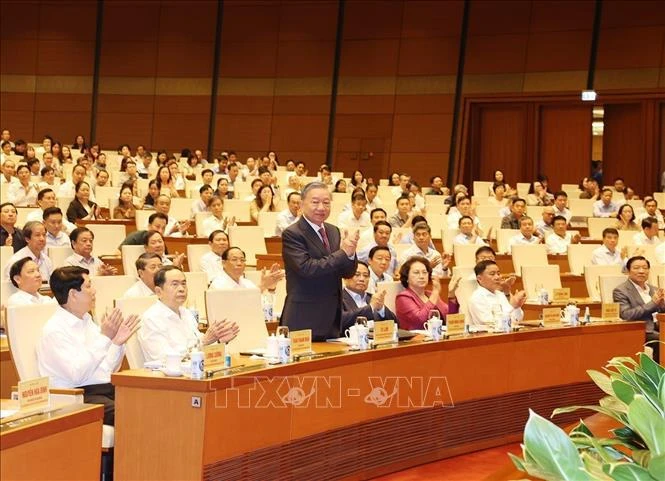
[553,405,628,425]
[612,379,637,405]
[603,462,658,481]
[523,410,591,481]
[589,369,617,396]
[600,395,629,414]
[647,454,665,479]
[580,452,614,481]
[658,376,665,409]
[509,452,526,472]
[632,450,651,469]
[571,420,594,437]
[637,352,665,388]
[627,395,665,457]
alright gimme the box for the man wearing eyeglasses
[209,246,284,292]
[281,182,358,341]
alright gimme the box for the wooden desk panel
[113,322,643,481]
[0,348,18,399]
[1,403,103,481]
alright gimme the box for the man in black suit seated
[341,261,397,332]
[613,256,664,363]
[281,182,358,341]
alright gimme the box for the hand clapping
[341,229,359,256]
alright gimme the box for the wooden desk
[1,402,103,480]
[113,322,643,481]
[522,298,602,320]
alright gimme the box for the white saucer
[161,368,183,377]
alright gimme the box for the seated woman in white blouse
[201,195,236,237]
[7,257,57,306]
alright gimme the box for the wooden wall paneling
[537,104,592,191]
[660,102,665,181]
[602,103,651,195]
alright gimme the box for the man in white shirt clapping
[37,266,140,425]
[467,260,526,329]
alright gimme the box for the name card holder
[203,343,225,371]
[601,303,621,321]
[542,308,562,328]
[445,314,466,338]
[373,320,395,345]
[552,288,571,303]
[290,329,313,356]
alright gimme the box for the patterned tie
[319,226,330,251]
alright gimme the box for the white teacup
[345,325,360,344]
[165,352,182,373]
[424,318,443,341]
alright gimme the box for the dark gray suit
[613,280,663,362]
[281,216,357,341]
[341,289,398,332]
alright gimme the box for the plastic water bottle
[570,307,580,327]
[188,303,200,324]
[278,334,291,364]
[583,306,591,325]
[262,293,275,322]
[539,287,549,305]
[190,349,204,379]
[502,313,512,333]
[266,334,279,360]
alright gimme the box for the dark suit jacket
[66,198,97,223]
[341,289,397,332]
[613,280,664,332]
[281,216,357,341]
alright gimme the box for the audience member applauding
[27,189,76,232]
[453,215,486,246]
[0,202,26,252]
[508,216,542,251]
[467,260,526,329]
[250,185,278,223]
[191,230,228,282]
[591,228,627,266]
[113,183,140,220]
[366,246,394,294]
[191,185,214,215]
[614,204,639,231]
[66,181,100,223]
[144,230,184,268]
[501,197,526,229]
[209,246,284,291]
[139,266,239,362]
[526,181,553,206]
[613,256,664,363]
[389,194,415,228]
[341,261,397,331]
[632,217,662,246]
[37,266,140,425]
[201,196,236,237]
[358,222,398,277]
[64,227,117,276]
[7,258,57,306]
[593,188,619,217]
[337,192,371,231]
[123,253,162,298]
[636,197,664,229]
[4,221,53,281]
[275,192,301,237]
[146,195,191,237]
[535,207,555,237]
[545,215,580,254]
[58,164,96,202]
[552,191,572,222]
[43,207,71,247]
[120,212,168,247]
[488,183,508,210]
[395,257,450,330]
[400,222,450,277]
[447,196,480,230]
[8,164,39,207]
[144,179,159,207]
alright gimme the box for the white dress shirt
[209,270,257,290]
[467,285,524,328]
[591,245,623,266]
[7,289,56,307]
[446,211,481,230]
[27,210,76,233]
[337,210,371,231]
[4,246,53,280]
[37,306,125,388]
[199,251,224,283]
[367,268,391,295]
[201,215,226,238]
[190,199,208,215]
[123,279,155,298]
[58,181,96,202]
[64,253,104,274]
[632,231,661,246]
[399,245,448,277]
[275,209,298,236]
[593,200,619,218]
[535,220,554,238]
[636,211,665,230]
[553,206,572,223]
[139,300,202,362]
[452,233,486,246]
[1,175,19,186]
[545,232,574,255]
[46,230,71,247]
[656,243,665,264]
[508,234,540,251]
[629,280,653,305]
[8,182,39,206]
[144,215,179,237]
[356,242,398,277]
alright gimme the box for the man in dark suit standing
[282,182,358,340]
[613,256,664,362]
[341,261,397,332]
